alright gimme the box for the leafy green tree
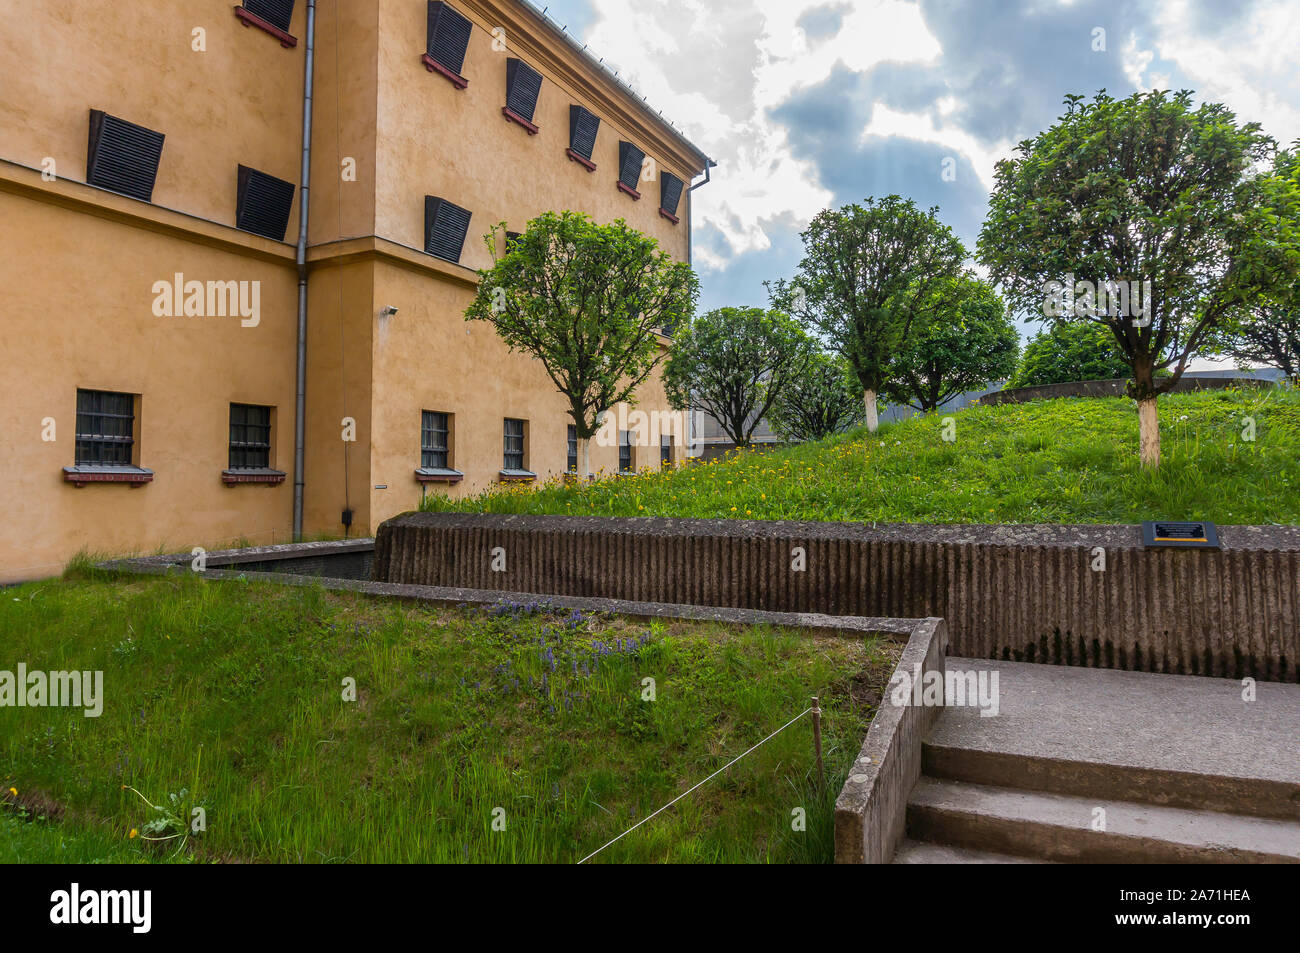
[1007,320,1133,388]
[768,195,967,433]
[978,90,1300,467]
[1217,303,1300,381]
[466,211,697,476]
[885,275,1019,411]
[663,307,811,447]
[767,351,865,442]
[1216,147,1300,382]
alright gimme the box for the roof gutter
[515,0,709,170]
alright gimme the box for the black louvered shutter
[505,59,543,122]
[243,0,295,32]
[86,111,165,202]
[427,1,472,76]
[236,165,296,241]
[660,173,684,216]
[425,196,472,263]
[618,141,645,190]
[569,106,600,160]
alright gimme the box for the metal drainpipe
[292,0,317,541]
[685,158,715,456]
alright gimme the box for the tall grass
[0,576,895,863]
[421,389,1300,525]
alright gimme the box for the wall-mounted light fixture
[379,306,398,318]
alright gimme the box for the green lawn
[0,573,895,863]
[422,388,1299,525]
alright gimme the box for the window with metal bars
[503,418,526,470]
[426,1,472,80]
[229,404,272,470]
[567,424,578,472]
[425,196,472,262]
[86,111,165,203]
[661,434,674,467]
[75,389,135,466]
[619,430,634,473]
[422,411,451,469]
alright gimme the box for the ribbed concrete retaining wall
[374,514,1300,682]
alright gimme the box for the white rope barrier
[576,706,814,864]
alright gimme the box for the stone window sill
[64,465,153,488]
[503,107,539,135]
[222,468,286,485]
[234,7,298,48]
[617,181,641,200]
[566,148,596,172]
[422,54,468,89]
[499,469,537,483]
[416,467,464,484]
[659,207,680,224]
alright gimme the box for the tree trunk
[581,436,592,480]
[863,389,879,433]
[1138,397,1160,468]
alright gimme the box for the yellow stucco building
[0,0,710,582]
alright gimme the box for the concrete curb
[834,618,948,864]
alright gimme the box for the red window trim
[422,54,469,89]
[222,470,287,486]
[565,148,597,172]
[64,470,153,488]
[617,181,641,200]
[658,207,680,224]
[502,106,539,135]
[234,7,298,48]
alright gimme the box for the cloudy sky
[532,0,1299,339]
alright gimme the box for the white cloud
[578,0,947,270]
[856,104,1014,192]
[1134,0,1300,146]
[573,0,1300,283]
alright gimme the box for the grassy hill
[422,388,1300,525]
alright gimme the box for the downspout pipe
[293,0,317,541]
[688,157,716,193]
[684,158,715,457]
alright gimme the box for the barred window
[567,424,578,472]
[619,430,633,473]
[75,389,135,466]
[661,434,674,466]
[504,418,525,470]
[422,411,450,469]
[229,403,272,470]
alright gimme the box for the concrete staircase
[893,659,1300,863]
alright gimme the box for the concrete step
[926,658,1300,820]
[906,776,1300,863]
[892,839,1048,864]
